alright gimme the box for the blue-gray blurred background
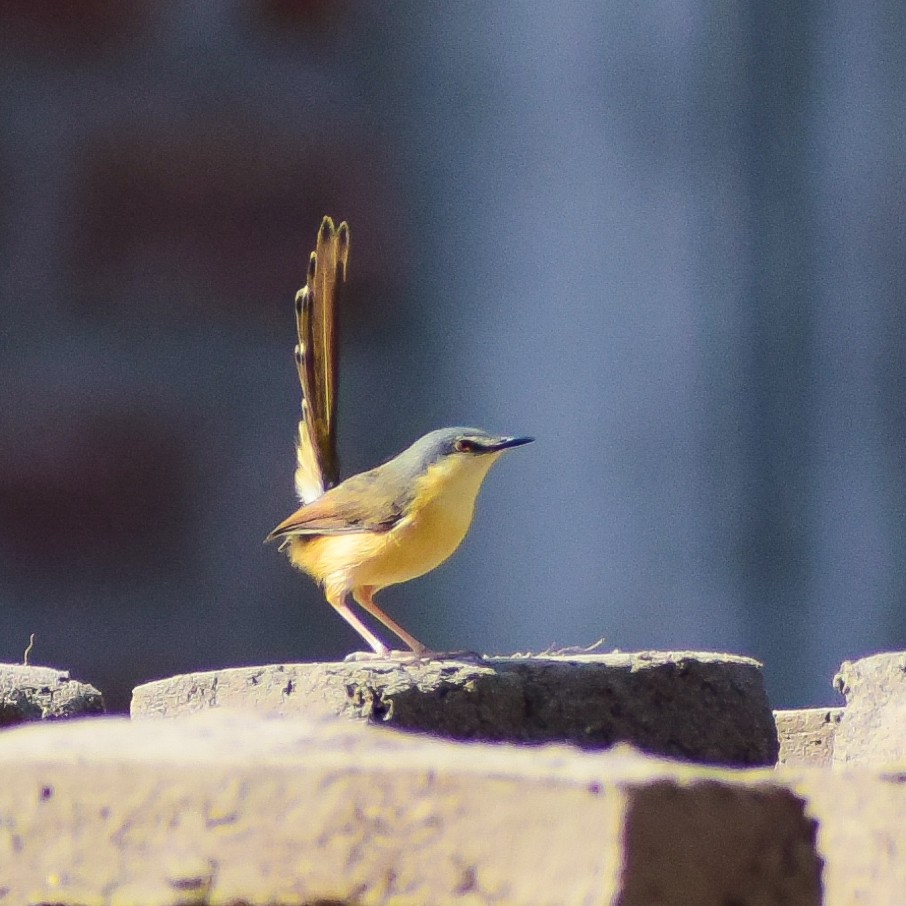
[2,2,904,712]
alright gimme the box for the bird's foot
[394,648,484,661]
[343,649,422,663]
[343,648,485,664]
[344,650,389,662]
[410,648,485,663]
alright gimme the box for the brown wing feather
[268,465,410,540]
[293,216,348,502]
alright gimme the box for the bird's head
[390,427,534,506]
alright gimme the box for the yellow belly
[286,448,502,598]
[288,496,473,594]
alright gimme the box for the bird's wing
[267,468,409,539]
[293,216,349,503]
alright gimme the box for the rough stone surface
[0,664,104,726]
[0,710,820,906]
[132,651,779,766]
[786,764,906,906]
[775,707,843,766]
[833,651,906,765]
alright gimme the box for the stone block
[833,651,906,766]
[785,764,906,906]
[0,664,104,726]
[0,710,820,906]
[775,707,843,766]
[133,651,779,766]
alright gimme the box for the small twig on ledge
[22,632,36,666]
[539,637,609,656]
[507,637,610,659]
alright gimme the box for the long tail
[293,216,348,502]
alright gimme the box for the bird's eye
[454,439,477,453]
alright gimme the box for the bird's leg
[325,588,390,656]
[353,586,429,655]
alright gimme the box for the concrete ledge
[0,710,819,906]
[786,764,906,906]
[132,651,778,766]
[0,664,104,726]
[834,652,906,765]
[775,707,843,766]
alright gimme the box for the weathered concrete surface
[775,707,843,766]
[0,711,819,906]
[0,664,104,726]
[132,651,778,766]
[786,765,906,906]
[833,651,906,766]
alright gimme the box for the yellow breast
[288,450,503,595]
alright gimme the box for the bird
[266,216,532,656]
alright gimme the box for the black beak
[487,435,534,452]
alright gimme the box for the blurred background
[1,1,904,712]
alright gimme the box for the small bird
[266,216,532,656]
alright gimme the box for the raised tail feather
[293,216,349,503]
